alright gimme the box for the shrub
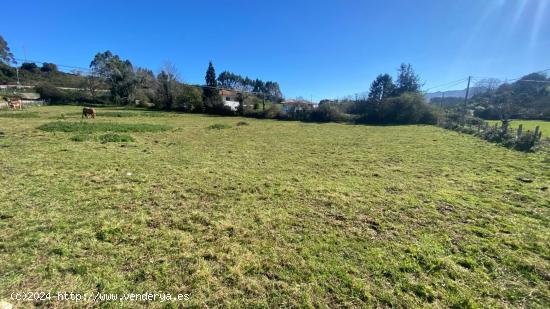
[263,104,285,119]
[307,104,350,122]
[174,85,203,112]
[36,82,68,103]
[381,93,438,124]
[98,133,135,143]
[514,131,541,152]
[70,133,135,143]
[35,82,104,104]
[357,92,439,124]
[441,117,543,152]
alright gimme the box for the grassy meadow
[487,119,550,138]
[0,106,549,308]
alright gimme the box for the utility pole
[16,67,20,87]
[464,76,471,105]
[462,76,472,123]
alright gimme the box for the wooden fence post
[534,126,540,141]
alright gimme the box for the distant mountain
[425,87,484,101]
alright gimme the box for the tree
[373,92,437,124]
[21,62,39,72]
[136,68,156,87]
[253,79,265,94]
[264,81,283,102]
[155,62,180,109]
[367,74,395,103]
[0,35,15,64]
[395,63,422,95]
[40,62,58,73]
[205,61,217,87]
[90,50,136,104]
[83,73,101,99]
[174,85,203,112]
[203,61,224,112]
[474,78,501,94]
[218,71,241,89]
[134,67,156,103]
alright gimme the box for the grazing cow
[6,97,22,110]
[82,107,96,119]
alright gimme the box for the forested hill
[0,62,98,89]
[468,73,550,120]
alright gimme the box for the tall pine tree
[203,61,223,112]
[205,61,217,87]
[395,63,422,95]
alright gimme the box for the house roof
[281,99,315,106]
[220,89,237,96]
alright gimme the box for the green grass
[0,111,39,118]
[70,133,135,143]
[0,106,549,308]
[37,121,171,133]
[488,119,550,138]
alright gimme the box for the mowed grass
[0,106,549,308]
[37,121,171,133]
[488,119,550,138]
[0,111,40,118]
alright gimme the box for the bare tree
[474,78,502,95]
[160,61,180,82]
[84,73,101,99]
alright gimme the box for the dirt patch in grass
[38,121,170,133]
[208,123,232,130]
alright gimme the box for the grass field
[1,106,549,308]
[487,119,550,138]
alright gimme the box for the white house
[220,89,240,111]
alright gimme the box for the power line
[471,67,550,82]
[13,57,91,72]
[424,78,469,92]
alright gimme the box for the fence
[448,119,544,152]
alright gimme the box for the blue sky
[3,0,550,100]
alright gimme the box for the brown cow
[6,97,22,110]
[82,107,96,119]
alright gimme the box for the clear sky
[3,0,550,100]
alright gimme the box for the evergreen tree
[203,61,224,112]
[367,74,395,103]
[395,63,422,95]
[205,61,217,87]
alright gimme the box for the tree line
[1,35,282,114]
